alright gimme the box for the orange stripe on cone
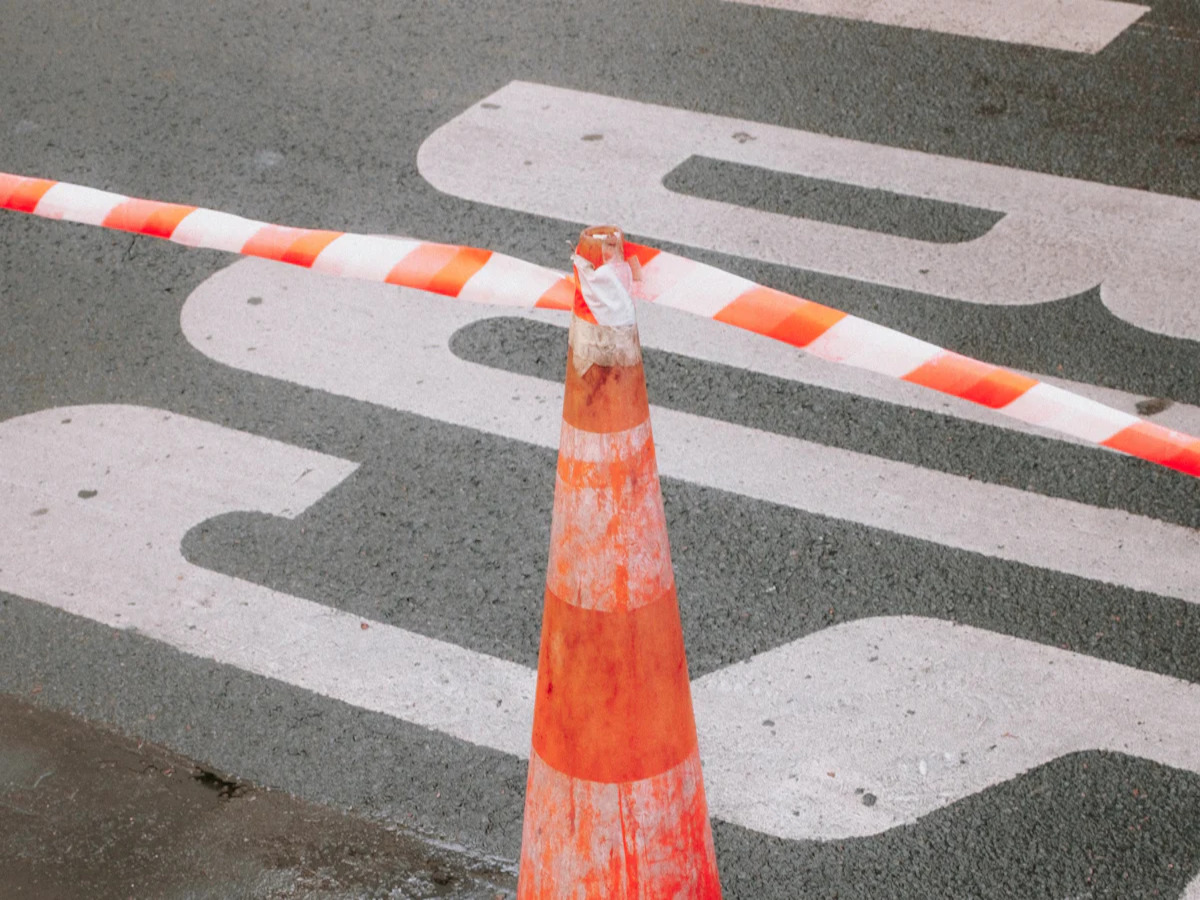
[533,585,697,783]
[561,342,651,433]
[518,226,721,898]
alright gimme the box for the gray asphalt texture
[2,0,1200,897]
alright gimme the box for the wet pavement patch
[0,692,516,898]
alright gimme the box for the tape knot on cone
[517,226,722,899]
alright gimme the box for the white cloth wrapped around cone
[572,254,637,327]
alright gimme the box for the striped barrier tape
[2,171,1198,480]
[0,172,577,310]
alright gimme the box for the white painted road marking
[418,81,1200,341]
[694,615,1200,840]
[0,405,534,756]
[4,408,1200,841]
[181,259,1200,605]
[724,0,1149,53]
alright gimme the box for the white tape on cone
[573,255,637,327]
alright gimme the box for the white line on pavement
[723,0,1149,53]
[693,615,1200,839]
[418,82,1200,341]
[0,405,534,757]
[181,259,1200,606]
[4,407,1200,841]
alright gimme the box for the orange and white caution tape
[0,172,577,310]
[623,243,1200,480]
[3,171,1198,479]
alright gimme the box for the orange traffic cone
[517,226,722,898]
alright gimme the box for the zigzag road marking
[182,258,1200,605]
[3,405,1200,845]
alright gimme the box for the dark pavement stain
[1136,397,1174,416]
[192,764,250,800]
[0,693,516,898]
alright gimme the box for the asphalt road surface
[2,1,1200,897]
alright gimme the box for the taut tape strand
[2,171,1197,479]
